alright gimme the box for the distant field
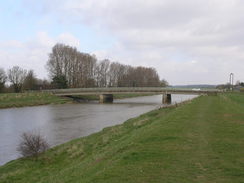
[0,92,71,109]
[0,93,243,183]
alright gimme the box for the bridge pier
[99,94,113,103]
[162,93,172,104]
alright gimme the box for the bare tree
[47,43,97,88]
[8,66,27,92]
[17,132,49,159]
[46,43,167,89]
[160,79,169,87]
[119,66,161,87]
[107,62,125,87]
[95,59,110,87]
[0,67,7,92]
[23,70,38,90]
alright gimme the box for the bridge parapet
[47,87,222,96]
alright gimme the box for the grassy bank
[0,92,154,109]
[0,93,244,182]
[0,92,72,109]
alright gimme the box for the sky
[0,0,244,85]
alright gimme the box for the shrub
[17,132,49,159]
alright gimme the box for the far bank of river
[0,92,154,109]
[0,94,197,165]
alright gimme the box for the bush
[17,132,49,159]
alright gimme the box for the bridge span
[47,87,221,104]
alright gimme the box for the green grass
[0,92,72,109]
[0,93,244,183]
[0,93,154,109]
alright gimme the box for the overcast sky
[1,0,244,85]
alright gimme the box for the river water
[0,94,197,165]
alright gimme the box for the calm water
[0,94,197,165]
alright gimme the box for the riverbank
[0,92,72,109]
[0,92,154,109]
[0,93,243,182]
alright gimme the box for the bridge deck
[46,87,221,96]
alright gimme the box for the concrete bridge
[48,87,221,104]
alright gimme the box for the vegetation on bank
[0,43,168,94]
[46,43,166,89]
[0,92,71,109]
[0,92,155,109]
[0,93,243,183]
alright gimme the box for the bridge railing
[44,87,222,95]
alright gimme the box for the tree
[0,68,7,93]
[46,43,167,88]
[51,75,68,89]
[8,66,27,93]
[235,81,244,87]
[38,79,52,90]
[17,132,49,159]
[95,59,110,87]
[23,70,38,90]
[117,66,161,87]
[160,79,169,87]
[108,62,123,87]
[47,43,97,88]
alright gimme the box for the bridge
[47,87,221,104]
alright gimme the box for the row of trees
[0,43,168,93]
[47,43,167,88]
[0,66,51,93]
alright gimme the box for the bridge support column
[99,94,113,103]
[162,93,172,104]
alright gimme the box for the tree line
[0,66,51,93]
[0,43,168,93]
[47,43,167,88]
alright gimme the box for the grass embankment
[0,93,71,109]
[0,93,244,183]
[0,93,154,109]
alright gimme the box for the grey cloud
[0,32,80,80]
[19,0,244,84]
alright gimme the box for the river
[0,94,197,165]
